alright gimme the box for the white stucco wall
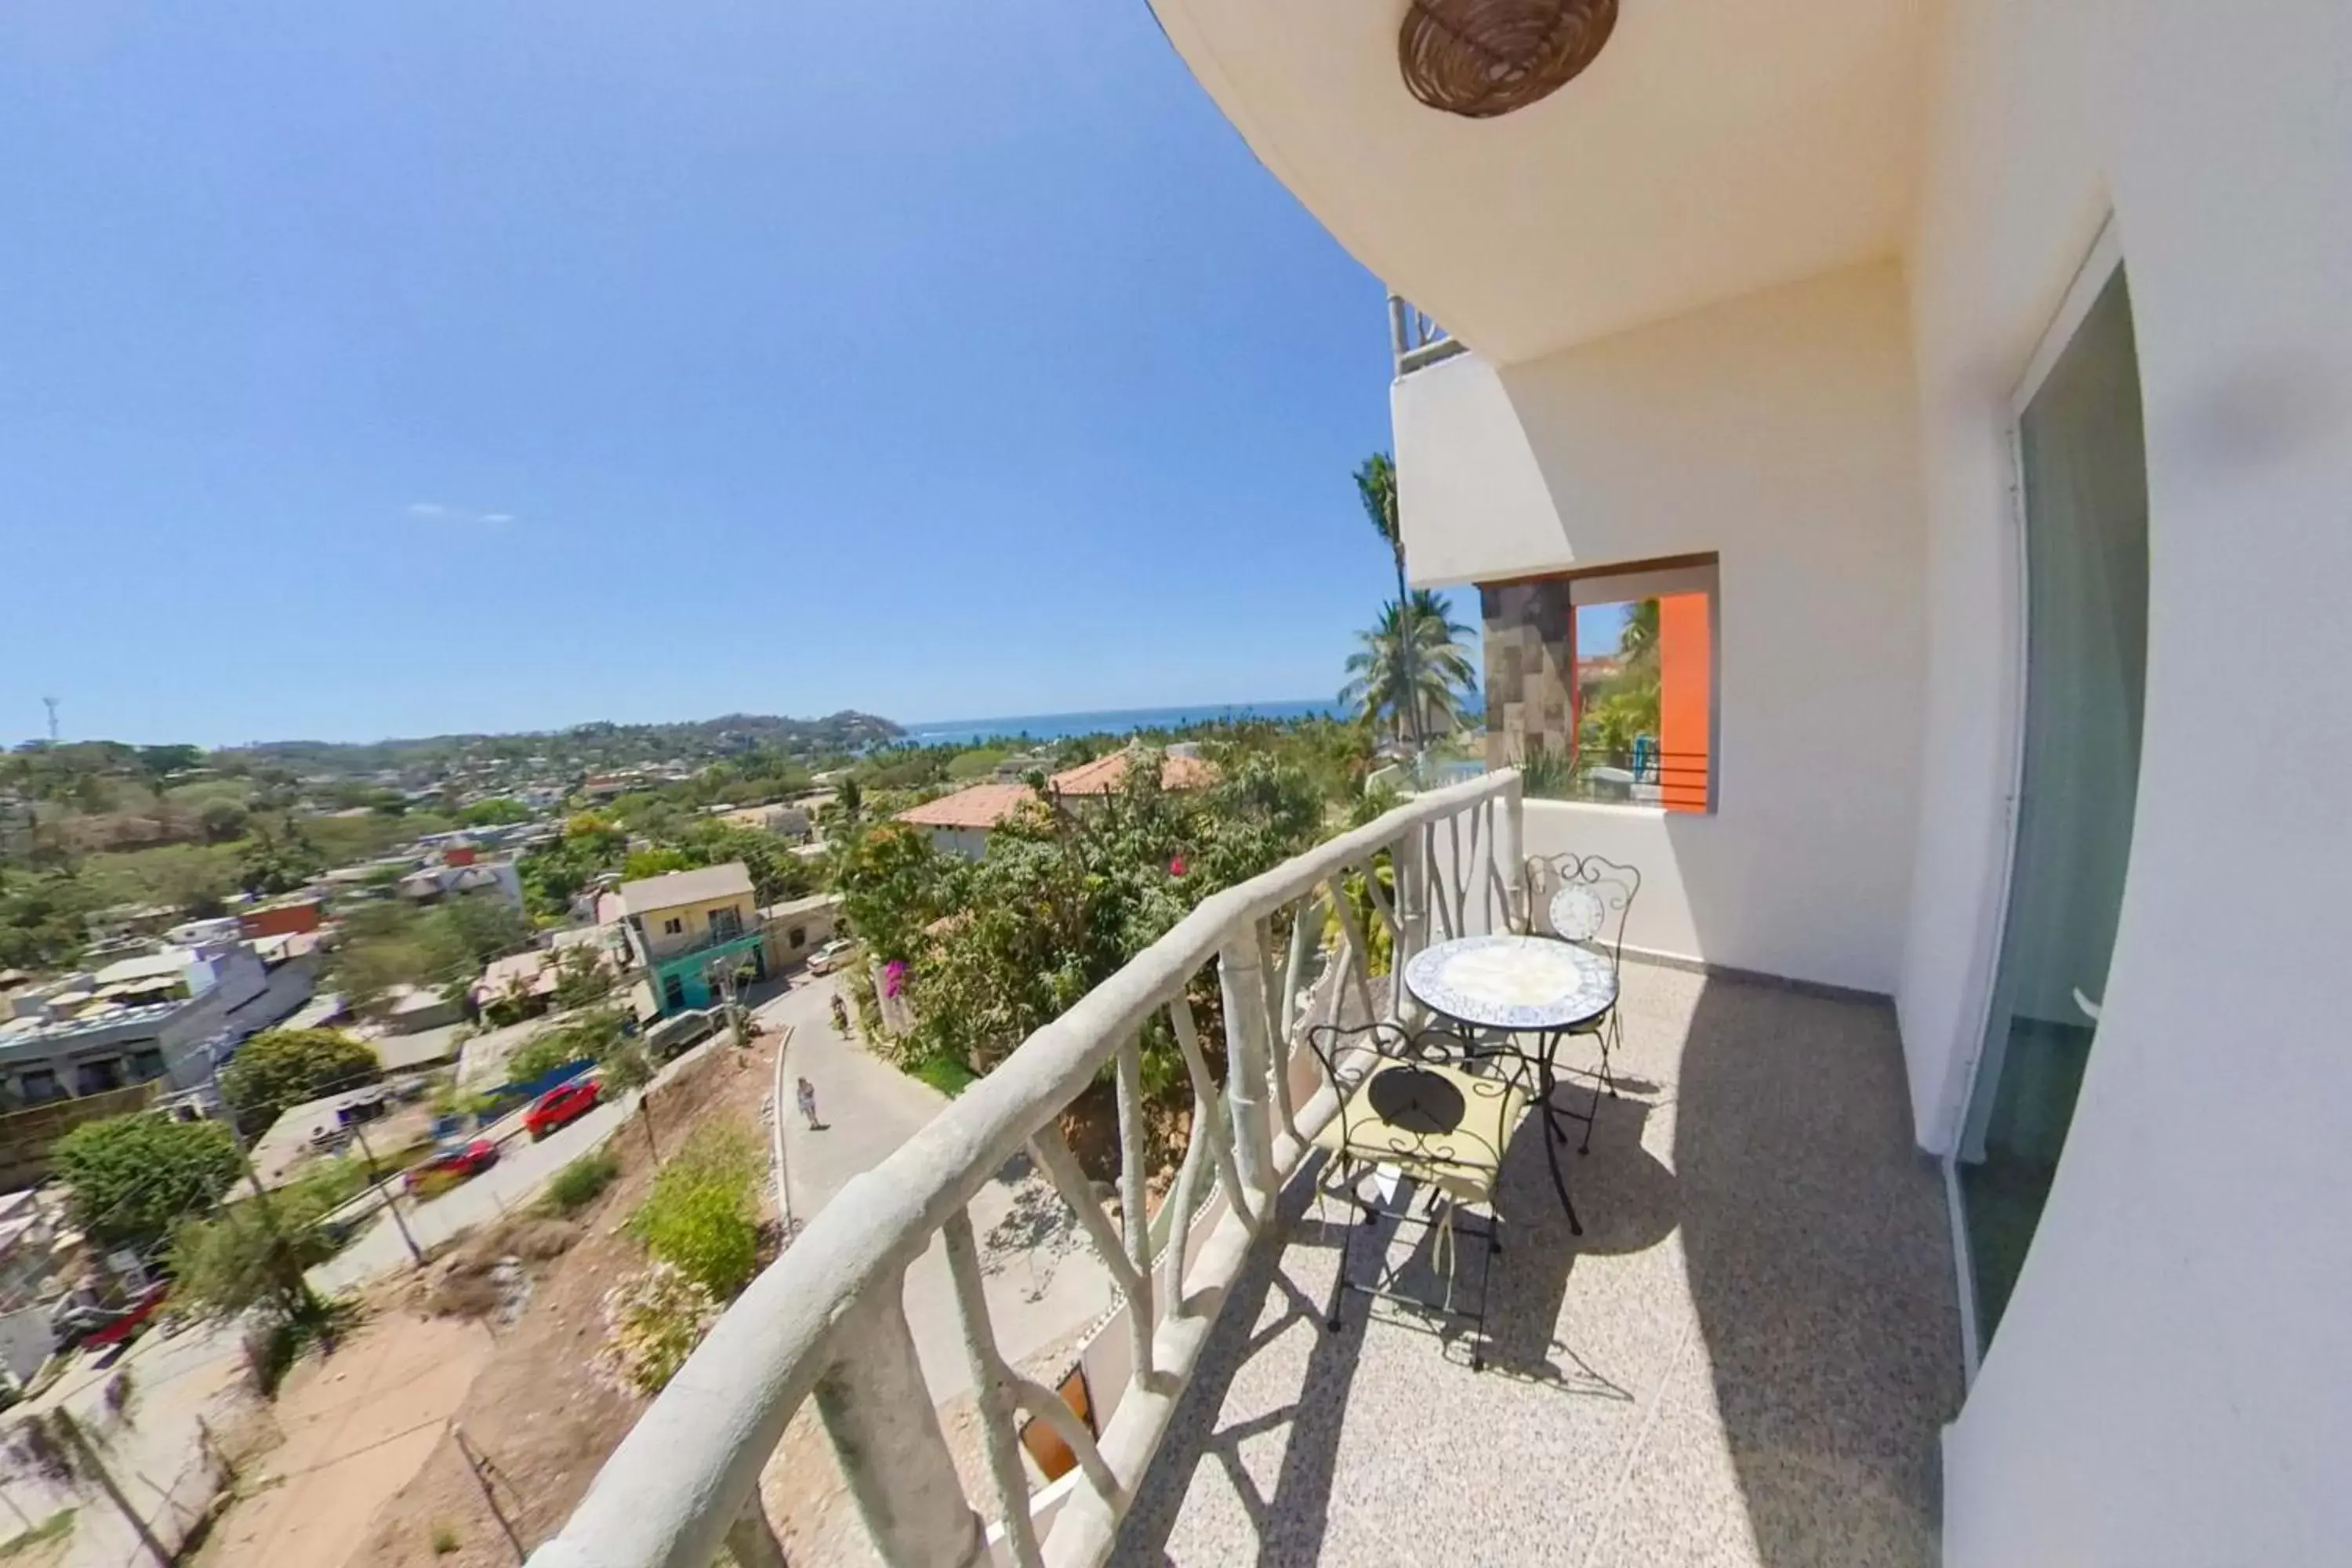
[1397,263,1928,995]
[1904,3,2352,1563]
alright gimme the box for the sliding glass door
[1960,256,2150,1350]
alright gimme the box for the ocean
[899,700,1343,749]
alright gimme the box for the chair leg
[1326,1189,1356,1333]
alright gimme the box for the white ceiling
[1153,0,1929,365]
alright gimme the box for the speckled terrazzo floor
[1111,961,1963,1568]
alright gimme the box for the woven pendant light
[1399,0,1619,119]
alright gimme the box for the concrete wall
[921,826,993,862]
[0,1305,54,1384]
[1900,2,2352,1563]
[638,893,759,965]
[1397,263,1929,994]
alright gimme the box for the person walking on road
[829,995,848,1035]
[797,1075,825,1131]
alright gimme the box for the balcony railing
[641,920,762,972]
[1388,292,1468,376]
[527,770,1523,1568]
[1523,745,1712,811]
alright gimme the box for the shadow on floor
[1110,969,1961,1566]
[1675,978,1962,1565]
[1110,1157,1375,1568]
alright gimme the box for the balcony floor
[1112,961,1962,1567]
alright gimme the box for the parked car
[806,938,856,975]
[53,1283,170,1355]
[405,1138,499,1194]
[644,1007,717,1062]
[524,1078,601,1140]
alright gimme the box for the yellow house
[615,862,769,1014]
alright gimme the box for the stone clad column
[1480,579,1576,771]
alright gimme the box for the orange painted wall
[1658,593,1712,812]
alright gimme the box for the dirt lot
[187,1039,776,1568]
[189,1315,495,1567]
[195,1023,1109,1566]
[345,1040,778,1568]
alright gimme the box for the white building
[528,7,2352,1566]
[1138,2,2351,1561]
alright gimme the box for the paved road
[771,979,1112,1404]
[310,974,1111,1406]
[310,1024,735,1294]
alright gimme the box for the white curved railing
[528,771,1523,1568]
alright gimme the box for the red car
[406,1138,499,1193]
[524,1078,602,1140]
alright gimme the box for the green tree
[506,1005,631,1083]
[331,897,528,1017]
[135,744,205,781]
[1354,451,1428,755]
[51,1114,242,1253]
[217,1029,383,1138]
[459,797,532,827]
[517,813,628,920]
[437,895,532,969]
[888,750,1324,1088]
[196,797,249,844]
[1340,590,1479,743]
[503,1033,583,1083]
[236,815,325,896]
[832,822,949,965]
[167,1161,362,1317]
[1579,597,1662,757]
[550,942,617,1009]
[622,847,695,881]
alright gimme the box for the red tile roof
[1048,749,1221,797]
[896,782,1039,831]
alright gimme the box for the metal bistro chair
[1516,852,1641,1153]
[1303,1019,1537,1370]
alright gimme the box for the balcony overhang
[1151,0,1927,365]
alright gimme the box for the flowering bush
[597,1262,718,1395]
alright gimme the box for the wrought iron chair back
[1519,851,1641,972]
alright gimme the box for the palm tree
[1618,597,1661,673]
[1341,590,1479,745]
[1353,452,1428,754]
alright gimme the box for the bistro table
[1402,932,1617,1234]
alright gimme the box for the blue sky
[0,2,1468,748]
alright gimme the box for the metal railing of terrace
[1388,292,1468,376]
[528,769,1523,1568]
[1523,746,1712,811]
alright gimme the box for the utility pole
[41,697,59,745]
[205,1055,328,1328]
[348,1119,425,1267]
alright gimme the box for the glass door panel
[1961,265,2149,1348]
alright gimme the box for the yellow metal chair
[1304,1020,1534,1370]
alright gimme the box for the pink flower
[1169,855,1187,877]
[883,960,907,998]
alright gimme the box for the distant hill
[218,710,903,779]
